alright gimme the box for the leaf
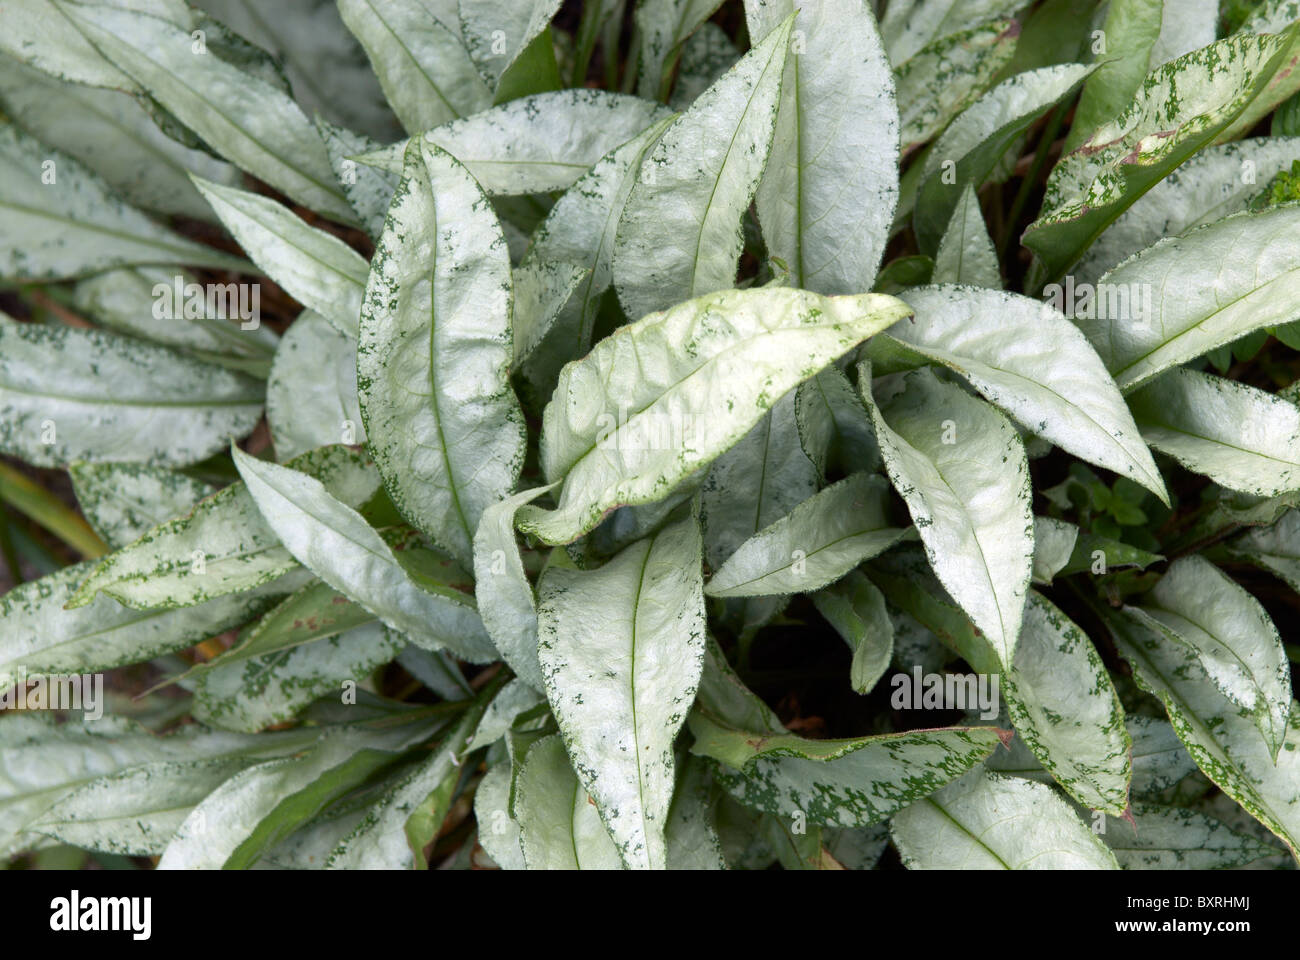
[810,570,895,695]
[510,260,590,367]
[358,139,524,567]
[861,365,1033,668]
[514,734,623,869]
[668,21,740,110]
[705,473,907,598]
[890,768,1120,869]
[536,511,706,869]
[1100,802,1282,869]
[612,15,793,319]
[267,312,366,462]
[1150,0,1218,65]
[358,90,672,195]
[1126,716,1198,796]
[878,285,1168,501]
[931,184,1000,287]
[56,0,354,221]
[464,678,546,754]
[1127,367,1300,497]
[69,462,215,550]
[191,177,369,338]
[1031,516,1078,585]
[664,755,726,869]
[913,63,1094,251]
[0,123,248,280]
[1024,33,1300,281]
[471,484,558,692]
[879,0,1027,64]
[793,366,880,482]
[473,762,525,869]
[69,445,377,610]
[1002,592,1131,815]
[744,0,900,294]
[1133,555,1292,758]
[459,0,561,90]
[231,447,498,662]
[0,560,310,697]
[1227,507,1300,593]
[0,320,263,470]
[317,119,397,240]
[635,0,725,99]
[1109,607,1300,859]
[338,0,491,134]
[518,287,911,545]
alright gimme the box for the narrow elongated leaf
[931,185,1000,287]
[358,140,523,567]
[811,570,894,695]
[267,312,365,462]
[668,21,739,109]
[69,462,216,550]
[1134,555,1291,757]
[56,1,354,221]
[880,285,1167,500]
[510,260,589,367]
[706,473,906,598]
[519,288,911,545]
[862,365,1033,667]
[1101,802,1282,869]
[460,0,561,90]
[191,177,369,338]
[339,0,491,134]
[317,119,396,240]
[0,320,262,470]
[891,768,1120,869]
[1228,508,1300,593]
[793,366,880,482]
[514,734,623,869]
[636,0,725,99]
[664,755,726,870]
[879,0,1026,64]
[744,0,899,294]
[612,16,793,319]
[536,512,705,869]
[1128,367,1300,496]
[70,446,377,610]
[473,762,525,870]
[231,447,497,661]
[1031,516,1078,585]
[1110,608,1300,859]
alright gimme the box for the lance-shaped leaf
[1100,802,1283,869]
[317,119,396,240]
[668,21,739,109]
[793,366,880,481]
[931,185,1000,287]
[861,365,1033,668]
[510,260,590,367]
[1227,508,1300,593]
[1132,555,1291,758]
[1109,607,1300,859]
[1024,33,1300,281]
[811,570,895,695]
[69,446,377,610]
[0,124,247,281]
[472,484,558,692]
[1075,138,1300,283]
[56,1,354,221]
[706,473,907,598]
[1127,368,1300,497]
[357,91,672,195]
[635,0,725,99]
[878,285,1167,501]
[0,560,310,694]
[0,320,262,470]
[1031,516,1078,585]
[473,762,525,870]
[69,462,216,550]
[191,177,369,339]
[231,447,498,662]
[268,312,365,462]
[535,513,705,869]
[519,288,911,545]
[664,755,726,870]
[895,19,1020,154]
[358,140,523,567]
[339,0,491,135]
[913,63,1094,251]
[891,768,1120,869]
[879,0,1026,64]
[612,15,793,319]
[744,0,899,294]
[459,0,560,90]
[514,734,623,870]
[1002,592,1131,815]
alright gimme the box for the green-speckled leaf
[191,177,369,339]
[231,447,497,662]
[0,123,248,280]
[339,0,491,135]
[1100,802,1282,869]
[1132,555,1292,758]
[706,473,906,598]
[474,762,525,870]
[459,0,560,90]
[69,462,216,550]
[668,22,739,110]
[514,734,623,870]
[636,0,725,99]
[510,260,589,367]
[1109,607,1300,859]
[267,312,366,462]
[879,0,1026,64]
[317,119,396,240]
[744,0,899,294]
[862,365,1033,668]
[665,755,726,869]
[612,16,792,319]
[1227,508,1300,593]
[69,445,376,610]
[0,320,263,470]
[1128,367,1300,496]
[519,288,911,545]
[891,768,1120,869]
[536,512,705,869]
[811,570,894,695]
[931,184,1000,287]
[358,140,523,567]
[793,366,881,481]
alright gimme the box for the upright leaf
[267,312,365,462]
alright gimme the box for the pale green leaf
[810,570,895,695]
[1031,516,1078,585]
[636,0,724,99]
[1101,802,1282,869]
[514,734,623,869]
[267,311,365,462]
[459,0,561,90]
[69,461,216,550]
[931,184,1000,287]
[792,366,880,482]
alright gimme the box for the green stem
[0,500,23,586]
[0,461,107,559]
